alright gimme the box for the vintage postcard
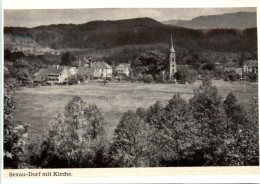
[1,0,260,183]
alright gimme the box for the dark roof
[47,67,65,75]
[116,63,130,69]
[91,61,112,69]
[78,67,101,78]
[78,67,95,76]
[244,60,258,67]
[34,69,49,81]
[34,66,66,81]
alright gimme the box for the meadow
[13,80,258,143]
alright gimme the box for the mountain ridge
[4,16,257,53]
[162,12,256,29]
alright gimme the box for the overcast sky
[4,8,256,28]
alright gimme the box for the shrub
[143,74,154,83]
[223,70,240,81]
[246,72,257,82]
[109,108,151,167]
[33,96,108,168]
[175,68,197,84]
[4,82,29,168]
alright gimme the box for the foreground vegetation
[4,78,259,168]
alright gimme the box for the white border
[1,0,260,183]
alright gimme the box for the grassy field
[13,80,258,143]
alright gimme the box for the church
[167,35,177,78]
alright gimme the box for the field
[13,80,258,143]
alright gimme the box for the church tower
[168,34,177,78]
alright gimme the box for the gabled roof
[116,63,131,69]
[244,60,258,67]
[34,68,49,81]
[34,66,67,81]
[47,67,65,75]
[91,61,112,69]
[78,67,101,78]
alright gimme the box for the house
[34,65,69,84]
[69,67,78,77]
[77,57,112,80]
[115,63,131,76]
[78,67,101,80]
[34,68,48,83]
[243,60,258,74]
[14,59,29,68]
[91,61,113,78]
[223,62,243,76]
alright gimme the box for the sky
[4,8,256,28]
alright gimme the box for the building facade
[167,35,177,78]
[115,63,131,76]
[243,60,258,74]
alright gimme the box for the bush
[175,68,197,84]
[246,72,257,82]
[32,96,108,168]
[4,82,29,168]
[143,74,154,83]
[212,68,223,79]
[223,70,240,81]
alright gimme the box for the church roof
[169,34,175,52]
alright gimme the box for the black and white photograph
[2,4,259,171]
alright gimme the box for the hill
[4,17,257,54]
[175,12,256,29]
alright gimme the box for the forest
[4,77,259,168]
[4,17,257,53]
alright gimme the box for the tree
[223,92,247,133]
[35,96,108,168]
[131,50,166,77]
[175,68,197,84]
[219,93,259,166]
[223,70,240,81]
[189,77,225,165]
[143,74,154,83]
[60,51,77,85]
[4,80,29,168]
[109,108,151,167]
[60,51,77,66]
[146,96,197,166]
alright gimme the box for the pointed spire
[170,33,175,52]
[171,33,173,48]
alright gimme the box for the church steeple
[169,33,175,53]
[168,33,177,78]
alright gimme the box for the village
[4,36,258,87]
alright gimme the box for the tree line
[4,18,257,52]
[4,77,259,168]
